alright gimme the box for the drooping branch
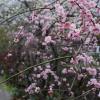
[0,55,71,84]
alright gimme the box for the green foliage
[0,28,9,53]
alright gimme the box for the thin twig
[69,89,93,100]
[0,55,71,84]
[0,0,59,25]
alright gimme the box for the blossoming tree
[0,0,100,100]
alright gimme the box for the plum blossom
[76,0,96,9]
[70,58,78,64]
[68,67,76,74]
[76,53,94,64]
[94,82,100,89]
[93,24,100,35]
[88,1,96,8]
[15,30,26,37]
[88,78,100,89]
[30,11,35,22]
[86,67,97,76]
[40,68,58,81]
[68,0,76,4]
[88,78,97,85]
[62,47,69,52]
[55,2,66,22]
[24,33,35,46]
[4,0,100,99]
[77,74,84,80]
[25,83,36,94]
[68,29,80,39]
[59,22,76,30]
[44,36,54,44]
[85,37,91,44]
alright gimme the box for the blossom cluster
[1,0,100,99]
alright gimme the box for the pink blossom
[88,78,97,85]
[97,8,100,14]
[70,23,76,30]
[60,22,76,30]
[70,58,78,64]
[73,29,80,37]
[31,11,35,22]
[25,36,34,46]
[62,47,68,52]
[76,54,94,64]
[88,1,96,8]
[44,36,54,44]
[68,67,76,73]
[41,68,59,81]
[7,0,100,98]
[88,78,100,89]
[62,47,68,51]
[94,82,100,89]
[68,29,80,39]
[68,0,76,4]
[93,24,100,35]
[25,83,36,93]
[85,38,91,44]
[60,22,71,29]
[45,68,51,74]
[55,2,66,22]
[86,67,97,76]
[77,74,84,80]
